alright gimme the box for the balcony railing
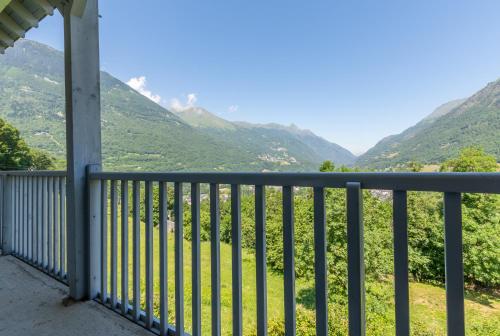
[1,171,67,283]
[1,168,499,336]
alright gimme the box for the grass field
[110,216,499,335]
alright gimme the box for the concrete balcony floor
[0,255,152,336]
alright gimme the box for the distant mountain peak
[175,106,356,165]
[173,106,236,130]
[357,78,500,168]
[422,98,466,122]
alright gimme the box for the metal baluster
[15,177,19,254]
[27,176,30,260]
[255,185,267,336]
[314,187,328,336]
[26,176,30,259]
[22,176,25,257]
[28,177,32,261]
[11,177,14,254]
[19,176,22,256]
[33,177,36,262]
[121,180,129,315]
[444,192,464,336]
[159,181,168,336]
[42,176,47,268]
[283,186,296,336]
[37,177,42,266]
[347,182,365,336]
[33,177,38,264]
[25,176,28,259]
[33,177,37,263]
[210,183,221,336]
[11,176,17,254]
[32,177,35,262]
[48,176,53,272]
[231,184,242,336]
[393,191,409,336]
[174,182,184,335]
[100,180,108,303]
[145,181,154,328]
[18,176,24,257]
[18,176,22,256]
[111,180,118,308]
[132,180,141,321]
[191,183,201,336]
[60,177,66,278]
[53,177,59,275]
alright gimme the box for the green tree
[408,161,423,172]
[319,160,335,172]
[30,149,55,170]
[0,118,54,170]
[440,146,497,172]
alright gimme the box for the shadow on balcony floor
[0,255,152,336]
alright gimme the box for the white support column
[63,0,101,300]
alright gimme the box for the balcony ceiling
[0,0,60,54]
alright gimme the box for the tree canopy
[440,146,497,172]
[0,118,54,170]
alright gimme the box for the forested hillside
[0,39,355,171]
[357,80,500,169]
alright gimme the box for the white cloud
[187,93,198,106]
[169,93,198,112]
[169,98,184,112]
[126,76,162,104]
[228,105,239,113]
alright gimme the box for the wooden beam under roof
[0,0,58,53]
[8,0,39,28]
[36,0,55,16]
[0,12,24,37]
[0,0,10,13]
[0,26,13,46]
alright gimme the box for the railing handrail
[0,170,67,177]
[88,171,500,194]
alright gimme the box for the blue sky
[26,0,500,154]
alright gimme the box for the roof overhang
[0,0,61,54]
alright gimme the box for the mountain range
[0,39,498,171]
[173,106,356,167]
[356,79,500,169]
[0,39,355,172]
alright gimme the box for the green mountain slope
[174,107,356,166]
[357,80,500,169]
[0,39,354,171]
